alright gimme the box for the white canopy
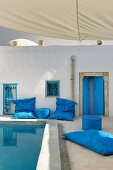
[0,0,113,40]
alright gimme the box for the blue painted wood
[3,83,18,114]
[93,77,104,115]
[82,77,90,115]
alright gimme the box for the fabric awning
[0,0,113,40]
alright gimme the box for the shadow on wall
[35,71,53,95]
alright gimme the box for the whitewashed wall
[0,46,113,116]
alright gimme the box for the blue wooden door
[82,77,90,115]
[93,77,104,115]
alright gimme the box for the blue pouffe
[35,108,50,119]
[82,115,102,130]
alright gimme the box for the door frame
[79,72,109,116]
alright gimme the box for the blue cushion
[49,111,74,121]
[56,98,76,114]
[12,112,36,119]
[49,98,77,121]
[82,115,102,130]
[35,108,50,119]
[64,130,113,155]
[13,97,36,113]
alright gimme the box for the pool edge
[36,120,61,170]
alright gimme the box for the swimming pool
[0,120,61,170]
[0,123,45,170]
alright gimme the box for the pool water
[0,124,45,170]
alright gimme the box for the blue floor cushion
[49,98,77,121]
[64,130,113,155]
[12,112,36,119]
[35,108,50,119]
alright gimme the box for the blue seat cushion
[49,98,77,121]
[49,111,74,121]
[13,97,36,113]
[64,130,113,155]
[35,108,50,119]
[12,112,36,119]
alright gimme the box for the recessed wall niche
[45,80,60,97]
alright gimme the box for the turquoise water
[0,124,45,170]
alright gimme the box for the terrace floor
[59,116,113,170]
[0,115,113,170]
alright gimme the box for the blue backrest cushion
[56,98,76,113]
[13,97,36,113]
[12,112,36,119]
[64,130,113,155]
[49,98,77,121]
[35,108,50,119]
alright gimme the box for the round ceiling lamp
[97,40,102,45]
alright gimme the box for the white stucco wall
[0,46,113,116]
